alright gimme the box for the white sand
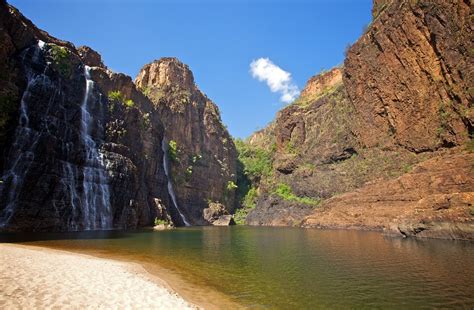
[0,244,197,309]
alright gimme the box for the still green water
[2,226,473,309]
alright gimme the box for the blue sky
[10,0,372,138]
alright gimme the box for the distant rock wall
[244,0,474,239]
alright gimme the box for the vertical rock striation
[244,0,473,239]
[0,2,236,231]
[135,58,237,225]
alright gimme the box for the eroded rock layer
[244,0,473,239]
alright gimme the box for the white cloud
[250,57,300,103]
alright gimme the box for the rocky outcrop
[135,58,237,225]
[302,151,474,240]
[243,0,474,240]
[202,202,236,226]
[246,194,314,227]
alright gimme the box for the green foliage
[234,138,273,181]
[285,141,297,154]
[226,180,238,191]
[140,86,151,97]
[154,218,168,226]
[233,208,250,225]
[168,140,179,163]
[273,183,321,206]
[124,99,135,108]
[108,90,125,102]
[242,187,258,209]
[50,45,71,77]
[108,91,136,111]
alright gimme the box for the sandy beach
[0,244,197,309]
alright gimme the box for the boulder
[212,215,236,226]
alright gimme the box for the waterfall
[161,138,191,226]
[0,41,46,228]
[0,42,112,230]
[79,66,112,230]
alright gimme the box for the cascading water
[79,66,112,230]
[0,40,113,231]
[0,41,46,228]
[161,138,191,226]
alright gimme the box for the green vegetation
[234,138,273,181]
[154,218,169,226]
[233,138,274,224]
[226,180,238,191]
[49,45,71,77]
[285,141,297,154]
[273,183,321,206]
[124,99,135,108]
[168,140,179,163]
[233,187,258,225]
[140,86,151,97]
[108,90,125,102]
[108,90,137,112]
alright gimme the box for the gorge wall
[135,59,237,225]
[241,0,473,240]
[0,1,236,231]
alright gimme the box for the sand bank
[0,244,197,309]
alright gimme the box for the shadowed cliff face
[135,58,238,225]
[243,0,473,239]
[0,1,169,230]
[0,2,235,231]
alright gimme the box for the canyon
[0,0,472,240]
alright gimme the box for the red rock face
[302,151,474,240]
[344,0,472,152]
[300,67,343,98]
[135,58,237,224]
[246,0,474,239]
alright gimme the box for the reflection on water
[1,227,473,309]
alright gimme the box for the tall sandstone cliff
[245,0,473,240]
[135,58,237,224]
[0,1,236,231]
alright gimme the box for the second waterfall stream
[161,138,191,226]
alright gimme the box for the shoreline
[0,243,199,309]
[0,242,242,309]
